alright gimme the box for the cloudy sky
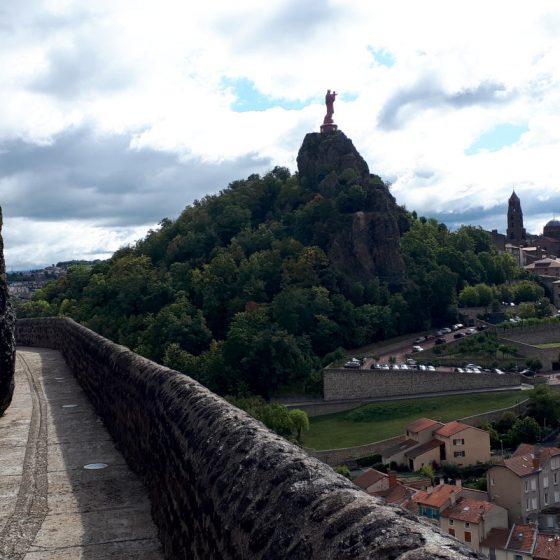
[2,1,560,269]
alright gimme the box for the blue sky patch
[367,46,395,68]
[223,77,310,112]
[465,123,528,155]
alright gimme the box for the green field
[535,342,560,348]
[305,391,528,450]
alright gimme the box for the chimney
[427,486,433,495]
[455,479,462,490]
[450,493,456,506]
[537,245,543,259]
[533,456,540,470]
[439,478,445,486]
[388,470,398,489]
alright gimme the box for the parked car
[400,364,410,370]
[344,361,361,369]
[465,327,477,335]
[454,367,464,373]
[414,337,426,344]
[451,324,464,331]
[418,364,427,371]
[434,337,446,345]
[406,358,417,366]
[465,363,480,369]
[441,327,452,334]
[520,369,536,377]
[453,332,465,339]
[493,368,505,375]
[412,345,424,352]
[427,365,436,371]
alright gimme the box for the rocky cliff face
[297,131,406,285]
[0,207,15,415]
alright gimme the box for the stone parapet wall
[324,369,521,401]
[16,317,480,560]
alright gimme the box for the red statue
[321,89,338,133]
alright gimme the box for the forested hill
[19,131,521,398]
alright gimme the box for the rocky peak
[0,207,15,415]
[297,130,369,187]
[296,130,406,286]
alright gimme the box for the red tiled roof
[434,420,471,438]
[441,497,495,524]
[507,524,538,554]
[353,468,386,490]
[480,527,509,550]
[372,484,416,507]
[412,484,461,509]
[406,417,442,433]
[535,534,560,560]
[404,439,442,459]
[503,444,560,477]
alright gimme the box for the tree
[289,409,310,443]
[525,358,543,372]
[419,464,436,483]
[528,385,560,427]
[506,417,541,446]
[335,465,351,479]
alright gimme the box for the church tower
[507,190,526,243]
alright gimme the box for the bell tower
[507,190,526,243]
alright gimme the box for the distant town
[7,260,102,300]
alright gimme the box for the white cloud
[1,0,560,267]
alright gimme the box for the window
[531,478,537,491]
[545,492,549,505]
[449,528,455,537]
[554,472,558,484]
[555,491,560,502]
[532,497,538,510]
[525,480,529,493]
[453,438,465,446]
[454,451,466,458]
[464,531,472,543]
[465,522,470,528]
[514,555,523,560]
[544,476,549,488]
[552,457,560,470]
[526,498,531,511]
[449,519,454,526]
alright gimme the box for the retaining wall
[16,318,480,560]
[324,369,521,401]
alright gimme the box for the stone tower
[507,190,526,243]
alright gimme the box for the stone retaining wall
[16,317,480,560]
[324,369,521,401]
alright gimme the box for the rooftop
[441,497,495,524]
[412,483,461,509]
[480,527,509,550]
[507,524,538,554]
[404,438,442,460]
[406,417,442,433]
[381,438,418,458]
[353,468,386,490]
[535,534,560,560]
[498,444,560,477]
[434,420,471,438]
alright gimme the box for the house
[525,258,560,279]
[487,444,560,525]
[382,417,491,470]
[352,468,391,494]
[433,420,491,467]
[440,496,508,552]
[480,524,538,560]
[411,481,463,523]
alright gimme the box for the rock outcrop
[0,207,15,415]
[297,131,406,286]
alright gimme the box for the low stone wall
[324,369,521,401]
[16,318,480,560]
[305,435,406,466]
[459,400,529,427]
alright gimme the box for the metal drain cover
[83,463,108,470]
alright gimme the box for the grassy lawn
[535,342,560,348]
[305,391,528,450]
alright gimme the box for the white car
[412,345,424,352]
[419,364,427,371]
[427,365,436,371]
